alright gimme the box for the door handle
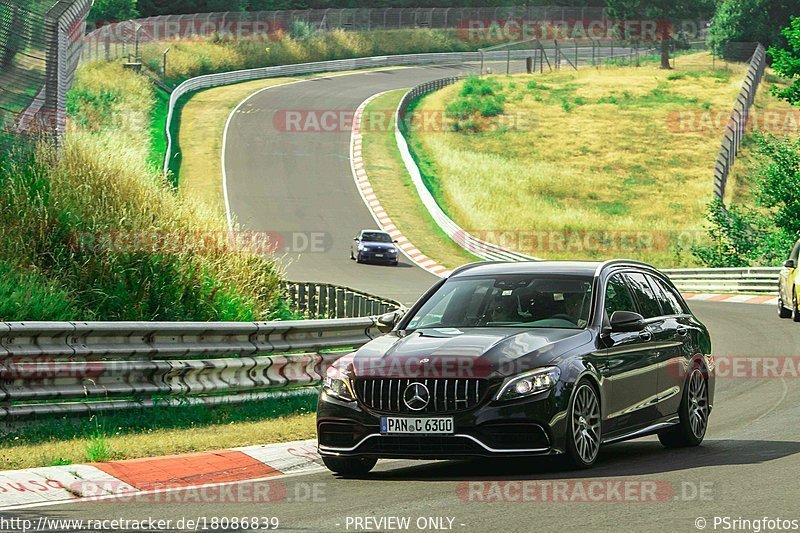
[676,327,688,337]
[638,331,652,341]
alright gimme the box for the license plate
[375,253,384,258]
[380,417,454,434]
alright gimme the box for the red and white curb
[350,92,451,278]
[0,439,322,510]
[682,293,779,306]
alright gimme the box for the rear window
[361,232,392,243]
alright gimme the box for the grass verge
[176,70,400,214]
[0,393,318,470]
[404,53,782,267]
[360,90,480,269]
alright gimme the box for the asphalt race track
[224,62,526,305]
[9,59,799,531]
[10,301,800,532]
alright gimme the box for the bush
[445,76,506,131]
[693,134,800,267]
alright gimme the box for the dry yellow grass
[360,90,480,269]
[178,69,403,214]
[0,414,315,471]
[407,52,775,267]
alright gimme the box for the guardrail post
[335,289,345,317]
[327,286,336,318]
[345,292,355,318]
[308,284,318,318]
[353,294,364,317]
[317,285,327,318]
[298,284,307,314]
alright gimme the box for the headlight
[358,244,367,251]
[323,376,355,401]
[495,367,560,401]
[388,247,397,253]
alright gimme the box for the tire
[322,455,377,477]
[779,297,792,319]
[793,291,800,323]
[356,253,364,264]
[564,380,601,469]
[391,260,399,266]
[658,367,709,448]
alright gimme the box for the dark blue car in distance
[351,230,399,266]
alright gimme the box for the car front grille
[354,378,488,414]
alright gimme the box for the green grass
[404,53,762,267]
[0,392,318,470]
[0,61,295,321]
[360,90,479,269]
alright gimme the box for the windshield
[361,232,392,243]
[405,275,594,330]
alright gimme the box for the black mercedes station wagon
[317,261,714,475]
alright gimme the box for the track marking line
[349,92,451,277]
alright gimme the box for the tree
[769,16,800,106]
[693,134,800,267]
[708,0,799,59]
[88,0,138,22]
[605,0,715,69]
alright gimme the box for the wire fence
[78,6,715,64]
[0,0,91,152]
[712,43,767,202]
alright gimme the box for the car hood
[344,327,594,380]
[360,242,395,250]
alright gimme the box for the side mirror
[393,239,399,243]
[353,237,359,242]
[784,259,796,269]
[377,311,402,333]
[609,311,646,333]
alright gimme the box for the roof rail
[448,261,506,277]
[595,259,659,276]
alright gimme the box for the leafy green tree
[769,16,800,105]
[605,0,715,69]
[88,0,138,22]
[694,134,800,266]
[708,0,798,58]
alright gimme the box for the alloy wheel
[571,384,601,464]
[687,369,709,439]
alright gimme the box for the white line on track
[220,68,413,233]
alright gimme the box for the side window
[625,273,663,319]
[791,240,800,263]
[645,275,675,316]
[604,273,636,318]
[653,277,686,315]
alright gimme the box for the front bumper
[317,386,570,459]
[358,249,398,263]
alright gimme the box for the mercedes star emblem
[403,382,430,411]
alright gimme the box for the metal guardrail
[0,318,382,420]
[664,267,780,294]
[712,43,766,202]
[391,41,657,263]
[0,0,91,151]
[284,281,402,318]
[161,48,582,177]
[395,76,536,263]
